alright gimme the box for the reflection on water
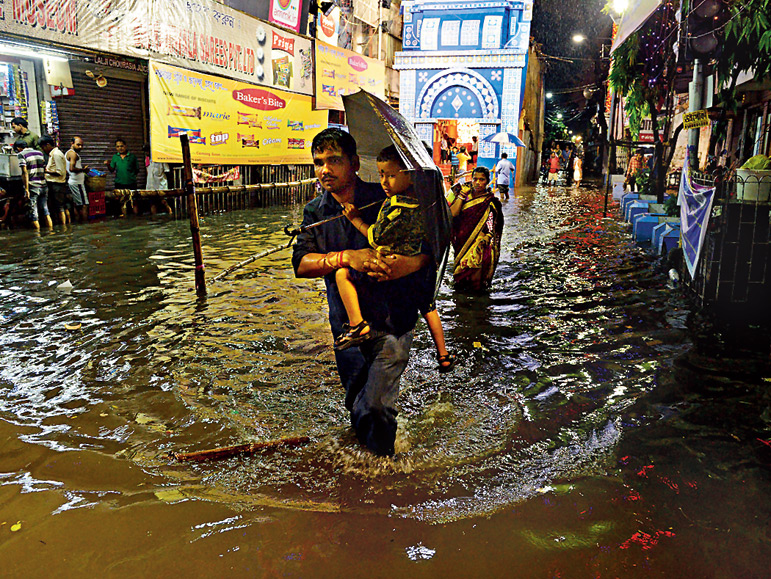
[1,185,769,576]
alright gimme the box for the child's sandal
[334,320,372,351]
[437,353,456,373]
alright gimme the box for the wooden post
[180,134,206,295]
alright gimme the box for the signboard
[683,109,710,130]
[317,7,340,45]
[638,116,666,143]
[3,0,314,95]
[270,0,302,33]
[315,40,386,110]
[148,61,327,165]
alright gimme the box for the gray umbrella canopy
[342,90,452,276]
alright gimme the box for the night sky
[531,0,615,92]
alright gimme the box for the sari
[451,185,503,291]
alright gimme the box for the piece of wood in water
[172,435,311,462]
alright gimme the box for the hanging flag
[679,151,717,278]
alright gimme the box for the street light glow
[572,34,586,44]
[613,0,628,14]
[546,92,553,99]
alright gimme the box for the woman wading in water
[448,166,504,291]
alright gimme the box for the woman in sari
[448,166,504,291]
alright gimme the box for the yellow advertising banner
[149,61,327,165]
[315,40,386,110]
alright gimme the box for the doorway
[433,120,480,167]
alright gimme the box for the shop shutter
[56,72,147,189]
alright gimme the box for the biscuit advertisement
[315,40,386,110]
[149,61,327,164]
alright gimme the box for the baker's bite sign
[149,61,327,165]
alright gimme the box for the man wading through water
[292,128,434,457]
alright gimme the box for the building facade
[394,0,532,173]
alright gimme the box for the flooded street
[1,183,769,577]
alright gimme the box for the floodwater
[1,183,769,577]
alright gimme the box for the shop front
[394,0,532,176]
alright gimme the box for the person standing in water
[292,129,435,456]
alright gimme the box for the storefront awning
[610,0,662,55]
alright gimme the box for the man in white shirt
[493,152,515,200]
[143,145,172,214]
[40,136,71,225]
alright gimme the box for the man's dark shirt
[292,177,434,338]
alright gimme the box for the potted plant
[736,155,771,202]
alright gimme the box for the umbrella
[481,131,526,147]
[342,90,452,287]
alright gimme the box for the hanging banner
[680,151,717,279]
[315,40,386,110]
[148,61,327,165]
[2,0,314,96]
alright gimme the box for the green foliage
[716,0,771,106]
[663,192,679,217]
[544,113,568,144]
[636,167,653,194]
[607,33,652,139]
[606,1,680,141]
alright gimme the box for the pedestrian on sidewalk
[626,150,645,192]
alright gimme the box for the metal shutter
[56,70,147,189]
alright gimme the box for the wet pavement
[1,182,769,577]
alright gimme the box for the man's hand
[346,249,428,282]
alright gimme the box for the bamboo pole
[180,135,206,296]
[172,435,311,462]
[210,243,290,282]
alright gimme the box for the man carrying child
[335,145,454,371]
[292,129,442,456]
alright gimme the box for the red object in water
[637,464,654,477]
[88,191,106,218]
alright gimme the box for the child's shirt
[368,192,425,257]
